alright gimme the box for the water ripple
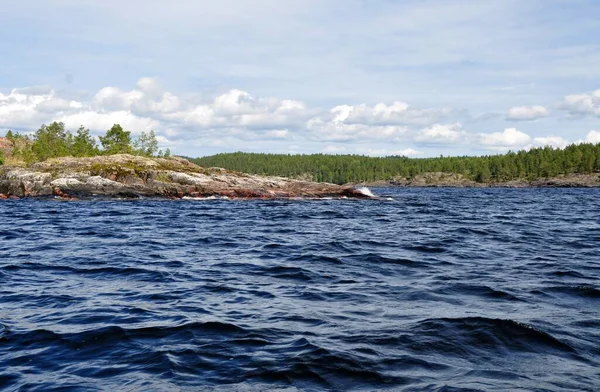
[1,188,599,391]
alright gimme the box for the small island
[0,153,373,200]
[0,122,372,200]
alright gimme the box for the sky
[1,0,599,157]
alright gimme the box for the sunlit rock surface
[0,154,372,200]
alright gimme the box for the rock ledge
[0,155,372,200]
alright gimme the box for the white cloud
[478,128,531,148]
[326,102,453,127]
[306,118,407,141]
[1,78,595,156]
[0,88,56,129]
[58,111,160,136]
[301,101,455,142]
[506,105,550,121]
[136,77,163,98]
[560,89,600,117]
[414,123,465,143]
[586,130,600,143]
[323,145,346,153]
[363,148,423,157]
[478,129,572,151]
[0,80,447,151]
[93,87,143,111]
[532,136,570,149]
[181,90,310,130]
[265,129,289,138]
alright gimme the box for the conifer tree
[31,122,72,161]
[99,124,132,155]
[72,126,99,157]
[134,130,159,157]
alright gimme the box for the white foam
[355,186,376,197]
[182,196,230,201]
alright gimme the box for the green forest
[190,143,600,184]
[3,123,600,185]
[1,122,170,165]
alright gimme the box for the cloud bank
[0,79,598,157]
[560,90,600,117]
[506,105,550,121]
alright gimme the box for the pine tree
[99,124,132,155]
[31,122,73,161]
[134,130,159,157]
[72,126,99,157]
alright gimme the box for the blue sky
[1,0,599,157]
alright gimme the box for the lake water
[1,188,599,391]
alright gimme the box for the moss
[155,172,172,183]
[89,162,138,180]
[155,159,205,174]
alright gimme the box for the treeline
[1,122,170,165]
[190,143,600,184]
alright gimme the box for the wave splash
[355,186,376,197]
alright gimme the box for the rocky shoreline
[356,172,600,188]
[0,155,373,200]
[1,156,598,201]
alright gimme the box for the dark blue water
[1,188,600,391]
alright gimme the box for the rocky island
[0,154,373,200]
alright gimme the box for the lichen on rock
[0,154,374,200]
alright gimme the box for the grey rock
[0,154,373,200]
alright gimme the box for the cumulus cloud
[265,129,289,138]
[478,128,531,149]
[362,148,423,157]
[506,105,550,121]
[0,88,58,129]
[58,111,160,136]
[324,102,453,126]
[414,123,465,144]
[306,115,407,142]
[586,130,600,143]
[301,101,455,142]
[560,89,600,117]
[477,129,570,151]
[323,145,346,153]
[181,89,310,131]
[136,77,163,98]
[531,136,570,149]
[0,78,591,156]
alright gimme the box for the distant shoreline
[353,172,600,188]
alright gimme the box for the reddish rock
[1,154,379,200]
[53,187,71,199]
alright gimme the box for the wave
[2,188,599,390]
[355,187,376,197]
[546,285,600,299]
[412,317,577,356]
